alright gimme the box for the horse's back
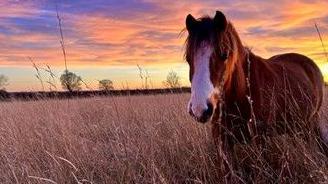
[267,53,324,116]
[269,53,323,84]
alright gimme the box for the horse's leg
[237,134,265,184]
[212,123,240,184]
[242,125,268,184]
[212,123,227,177]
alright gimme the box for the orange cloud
[0,1,40,18]
[280,1,328,29]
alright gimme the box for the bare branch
[315,22,328,62]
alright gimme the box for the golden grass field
[0,93,327,183]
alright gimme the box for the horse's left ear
[213,11,227,31]
[186,14,197,32]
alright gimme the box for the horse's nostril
[189,108,194,116]
[206,102,213,115]
[198,102,214,123]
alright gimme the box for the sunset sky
[1,0,328,91]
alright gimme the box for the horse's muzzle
[189,102,214,123]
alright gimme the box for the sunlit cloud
[0,1,42,18]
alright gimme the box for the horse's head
[185,11,244,123]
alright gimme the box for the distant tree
[0,74,8,90]
[60,70,82,91]
[99,79,114,91]
[163,71,181,88]
[137,65,151,89]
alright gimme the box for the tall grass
[0,93,327,183]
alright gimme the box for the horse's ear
[213,11,227,31]
[186,14,197,32]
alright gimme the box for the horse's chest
[223,101,252,143]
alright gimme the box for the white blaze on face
[188,43,215,118]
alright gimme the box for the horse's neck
[223,48,268,102]
[223,48,248,102]
[248,51,273,85]
[245,50,277,105]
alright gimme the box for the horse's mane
[184,17,247,99]
[222,22,247,99]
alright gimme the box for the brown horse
[185,10,327,179]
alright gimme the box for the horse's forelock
[185,19,237,59]
[184,17,210,56]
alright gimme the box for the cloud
[0,1,41,18]
[246,25,328,39]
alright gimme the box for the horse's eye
[220,52,228,60]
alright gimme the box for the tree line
[0,70,181,92]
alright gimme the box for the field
[0,93,327,184]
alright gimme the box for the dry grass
[0,93,327,183]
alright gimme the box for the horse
[184,10,327,181]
